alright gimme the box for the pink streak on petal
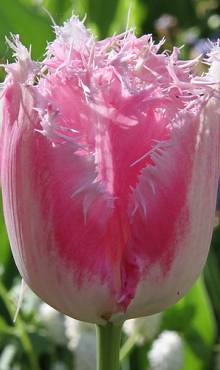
[1,16,220,324]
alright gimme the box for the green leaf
[204,249,220,317]
[162,303,196,333]
[87,0,119,38]
[42,0,72,22]
[163,276,216,370]
[0,316,11,332]
[0,191,19,289]
[0,0,54,61]
[108,0,146,37]
[59,0,88,25]
[28,332,53,354]
[0,191,10,268]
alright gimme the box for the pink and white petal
[112,94,220,321]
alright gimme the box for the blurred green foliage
[1,0,220,369]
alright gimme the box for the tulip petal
[1,15,220,324]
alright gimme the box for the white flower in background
[64,316,95,350]
[74,332,97,370]
[64,317,96,370]
[123,313,162,345]
[148,330,183,370]
[38,302,67,346]
[50,362,68,370]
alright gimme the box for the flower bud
[1,15,220,324]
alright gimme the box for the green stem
[120,332,140,363]
[96,322,123,370]
[0,280,40,370]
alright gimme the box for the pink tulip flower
[1,15,220,325]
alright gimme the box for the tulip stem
[96,322,123,370]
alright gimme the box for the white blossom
[148,330,183,370]
[74,332,97,370]
[64,317,96,370]
[38,302,67,346]
[50,362,68,370]
[64,316,95,350]
[123,313,162,345]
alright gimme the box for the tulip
[1,14,220,370]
